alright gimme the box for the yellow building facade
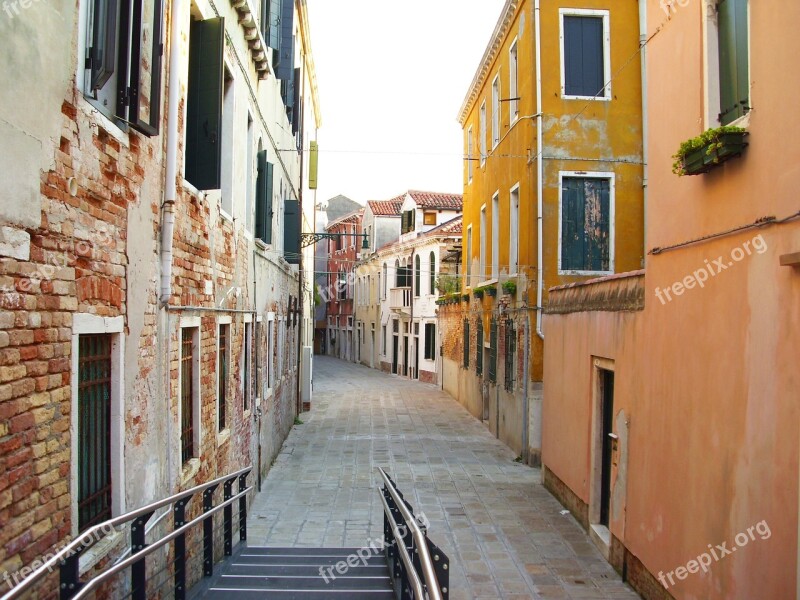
[440,0,645,462]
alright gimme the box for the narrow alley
[248,357,638,600]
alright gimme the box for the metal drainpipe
[534,0,545,341]
[639,0,649,260]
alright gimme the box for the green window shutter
[275,0,295,79]
[463,319,470,368]
[186,17,224,190]
[561,178,584,270]
[262,0,281,50]
[718,0,749,124]
[284,199,300,264]
[561,178,610,272]
[255,151,274,244]
[476,319,483,376]
[488,318,497,383]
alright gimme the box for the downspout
[161,0,182,306]
[534,0,545,340]
[639,0,649,258]
[161,0,183,491]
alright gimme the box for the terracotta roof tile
[367,199,403,216]
[407,190,463,210]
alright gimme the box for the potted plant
[502,280,517,296]
[462,293,470,302]
[473,288,484,299]
[672,126,748,176]
[486,285,497,297]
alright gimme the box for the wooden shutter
[563,16,604,97]
[185,18,224,190]
[718,0,749,124]
[284,199,300,264]
[463,319,470,368]
[262,0,281,50]
[561,178,610,272]
[489,318,497,383]
[476,319,483,376]
[255,151,274,244]
[291,67,301,135]
[561,178,583,270]
[275,0,295,79]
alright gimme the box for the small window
[476,319,484,377]
[560,175,613,274]
[466,126,474,182]
[509,40,519,120]
[217,323,229,432]
[424,324,436,360]
[561,10,610,100]
[488,318,497,384]
[77,334,113,531]
[429,252,436,295]
[491,74,501,148]
[180,328,197,464]
[423,212,437,226]
[414,255,421,297]
[463,319,470,368]
[466,227,473,286]
[243,322,253,411]
[479,101,487,165]
[83,0,164,134]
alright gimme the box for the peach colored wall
[543,2,800,599]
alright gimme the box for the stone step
[210,572,393,591]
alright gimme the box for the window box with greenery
[502,280,517,296]
[672,126,749,176]
[462,293,470,302]
[473,288,484,299]
[474,284,497,299]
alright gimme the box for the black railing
[378,468,449,600]
[0,466,252,600]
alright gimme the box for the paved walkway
[248,356,639,600]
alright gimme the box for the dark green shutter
[186,18,224,190]
[561,178,610,272]
[291,67,301,134]
[255,151,274,244]
[275,0,294,79]
[463,319,470,368]
[488,318,497,383]
[561,178,583,270]
[284,199,300,264]
[718,0,749,124]
[476,318,483,376]
[563,16,604,97]
[262,0,281,50]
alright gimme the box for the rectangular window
[476,319,484,377]
[220,69,235,217]
[718,0,750,124]
[491,193,499,279]
[401,209,416,234]
[509,40,519,120]
[180,328,196,464]
[217,323,229,432]
[78,334,113,531]
[466,226,473,287]
[509,185,519,274]
[491,74,500,148]
[560,10,610,100]
[423,212,437,226]
[488,318,497,384]
[255,150,274,243]
[479,207,487,282]
[479,101,487,165]
[186,17,225,189]
[463,319,470,368]
[467,126,474,182]
[559,174,614,274]
[267,318,274,391]
[245,115,255,233]
[382,325,387,355]
[243,322,252,411]
[504,319,516,392]
[424,324,436,360]
[83,0,164,134]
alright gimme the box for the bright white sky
[305,0,506,206]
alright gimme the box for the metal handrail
[377,467,443,600]
[377,489,426,599]
[1,465,252,600]
[72,486,253,599]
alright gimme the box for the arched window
[414,255,421,297]
[429,252,436,295]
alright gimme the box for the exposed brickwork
[546,270,645,315]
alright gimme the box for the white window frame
[491,192,499,279]
[479,205,487,282]
[466,225,473,287]
[509,38,519,123]
[219,63,236,221]
[557,171,616,276]
[466,126,474,183]
[266,312,275,397]
[178,316,202,472]
[216,316,232,442]
[242,315,253,416]
[509,183,520,276]
[70,314,125,536]
[491,73,501,149]
[559,8,612,101]
[479,101,487,166]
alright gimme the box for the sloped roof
[326,208,363,230]
[367,197,404,216]
[408,190,463,211]
[427,215,463,236]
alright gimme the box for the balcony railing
[389,287,412,312]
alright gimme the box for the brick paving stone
[247,357,640,599]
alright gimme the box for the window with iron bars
[488,318,497,384]
[504,319,516,392]
[77,334,113,532]
[476,318,483,376]
[181,328,195,464]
